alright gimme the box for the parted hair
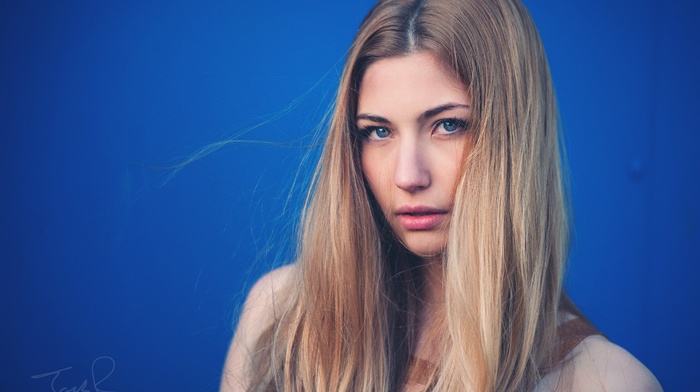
[246,0,568,390]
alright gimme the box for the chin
[409,250,444,261]
[401,234,447,260]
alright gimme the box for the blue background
[1,1,698,391]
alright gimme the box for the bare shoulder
[220,264,296,392]
[536,335,663,392]
[240,264,297,325]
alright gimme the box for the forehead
[357,52,469,114]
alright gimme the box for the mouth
[395,206,449,230]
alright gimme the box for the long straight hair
[248,0,568,390]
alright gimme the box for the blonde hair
[248,0,568,390]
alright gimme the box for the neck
[421,257,444,306]
[411,257,445,361]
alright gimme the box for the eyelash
[435,118,469,135]
[359,118,470,140]
[358,125,390,140]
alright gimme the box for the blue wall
[1,1,697,391]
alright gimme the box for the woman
[221,0,661,390]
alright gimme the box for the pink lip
[395,206,449,230]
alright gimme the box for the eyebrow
[356,103,470,124]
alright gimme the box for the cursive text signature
[31,356,115,392]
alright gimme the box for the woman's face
[358,52,473,259]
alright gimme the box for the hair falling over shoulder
[247,0,569,390]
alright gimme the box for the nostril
[393,140,431,192]
[394,164,430,192]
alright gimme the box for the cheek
[444,156,462,189]
[442,138,471,191]
[361,150,393,207]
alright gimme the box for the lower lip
[397,213,447,230]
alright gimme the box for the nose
[394,138,430,192]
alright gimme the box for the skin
[357,52,472,384]
[221,267,664,392]
[358,52,473,261]
[220,265,293,392]
[220,51,663,392]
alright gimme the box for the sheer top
[404,318,604,390]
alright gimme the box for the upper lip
[395,205,449,216]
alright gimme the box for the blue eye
[362,126,391,140]
[442,120,458,132]
[373,127,390,138]
[436,118,468,135]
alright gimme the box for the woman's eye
[365,126,391,140]
[435,118,468,135]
